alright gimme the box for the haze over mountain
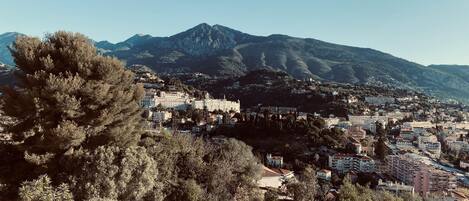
[1,23,469,102]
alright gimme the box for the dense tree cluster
[211,114,348,166]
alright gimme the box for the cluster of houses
[319,107,469,198]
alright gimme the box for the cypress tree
[1,31,144,155]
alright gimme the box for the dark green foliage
[18,175,73,201]
[1,31,145,155]
[66,146,158,201]
[211,117,347,165]
[338,177,406,201]
[374,122,388,160]
[0,32,265,201]
[286,167,318,201]
[263,190,278,201]
[145,134,262,201]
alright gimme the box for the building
[386,154,457,195]
[421,142,441,158]
[260,106,297,114]
[141,90,159,108]
[317,169,332,181]
[141,90,194,110]
[405,121,434,129]
[376,180,414,196]
[156,91,194,110]
[460,161,469,169]
[386,111,412,121]
[258,165,295,189]
[395,139,414,150]
[417,133,441,158]
[343,95,358,104]
[328,154,375,173]
[346,125,366,140]
[324,117,341,128]
[266,154,283,168]
[348,115,387,133]
[192,97,240,113]
[447,140,469,153]
[152,111,172,122]
[400,124,417,140]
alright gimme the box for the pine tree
[374,121,388,160]
[1,32,144,155]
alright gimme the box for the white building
[192,97,240,113]
[317,169,332,181]
[156,91,194,110]
[324,117,341,128]
[348,115,388,133]
[266,154,283,168]
[447,140,469,153]
[396,139,414,150]
[141,91,194,110]
[377,180,414,196]
[328,154,375,173]
[404,121,434,129]
[152,111,172,122]
[141,91,159,108]
[417,132,441,158]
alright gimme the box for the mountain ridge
[1,23,469,102]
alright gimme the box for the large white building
[348,115,388,133]
[156,91,194,110]
[141,91,194,110]
[417,132,441,158]
[192,97,240,113]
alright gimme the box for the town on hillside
[128,65,469,200]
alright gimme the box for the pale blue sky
[1,0,468,65]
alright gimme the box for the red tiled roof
[262,166,292,177]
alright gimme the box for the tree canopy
[1,31,144,155]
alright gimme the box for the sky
[1,0,468,65]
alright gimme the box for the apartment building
[386,154,457,195]
[328,154,375,173]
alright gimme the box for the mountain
[94,23,469,102]
[1,24,469,102]
[428,65,469,81]
[0,32,22,66]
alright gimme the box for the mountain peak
[0,32,21,38]
[168,23,254,55]
[125,34,152,43]
[194,22,211,29]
